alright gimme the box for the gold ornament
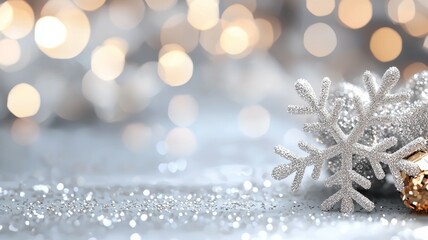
[401,150,428,212]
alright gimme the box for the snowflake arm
[354,137,425,190]
[272,67,427,213]
[272,144,340,191]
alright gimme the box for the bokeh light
[38,3,90,59]
[109,0,145,30]
[254,18,275,49]
[238,105,270,138]
[158,48,193,87]
[145,0,177,11]
[222,4,253,22]
[122,123,152,152]
[161,14,199,53]
[338,0,372,29]
[1,0,34,39]
[11,118,39,145]
[187,0,219,31]
[73,0,106,11]
[304,22,337,57]
[403,62,428,80]
[388,0,416,24]
[370,27,402,62]
[82,70,119,109]
[7,83,41,118]
[91,44,126,81]
[306,0,335,17]
[35,16,67,49]
[0,38,21,67]
[168,95,199,127]
[403,12,428,37]
[220,26,249,55]
[0,2,13,31]
[165,127,197,157]
[199,21,224,55]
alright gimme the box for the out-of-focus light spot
[133,62,164,98]
[1,0,34,39]
[232,19,259,48]
[109,0,145,30]
[119,66,153,114]
[223,0,257,12]
[73,0,106,11]
[403,12,428,37]
[403,62,428,80]
[161,14,199,52]
[370,27,402,62]
[35,16,67,49]
[165,128,197,157]
[220,26,249,55]
[122,123,152,152]
[238,105,270,138]
[11,118,39,145]
[187,0,219,30]
[418,0,428,8]
[158,49,193,87]
[130,233,141,240]
[199,21,224,55]
[158,44,186,57]
[82,71,119,108]
[254,18,274,49]
[145,0,176,11]
[306,0,335,16]
[0,2,13,31]
[39,4,90,59]
[7,83,41,118]
[388,0,416,23]
[338,0,372,29]
[91,44,125,81]
[304,22,337,57]
[222,4,253,21]
[424,36,428,50]
[103,37,129,54]
[0,38,21,66]
[168,95,198,127]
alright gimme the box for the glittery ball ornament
[401,150,428,212]
[318,71,428,188]
[406,71,428,102]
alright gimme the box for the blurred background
[0,0,427,184]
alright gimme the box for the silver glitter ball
[406,71,428,102]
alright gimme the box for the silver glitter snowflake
[272,67,427,213]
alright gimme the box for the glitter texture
[0,180,423,239]
[317,71,428,187]
[272,67,426,213]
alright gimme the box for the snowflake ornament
[272,67,427,213]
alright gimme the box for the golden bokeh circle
[370,27,402,62]
[338,0,372,29]
[7,83,41,118]
[304,23,337,57]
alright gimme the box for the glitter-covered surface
[2,181,428,240]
